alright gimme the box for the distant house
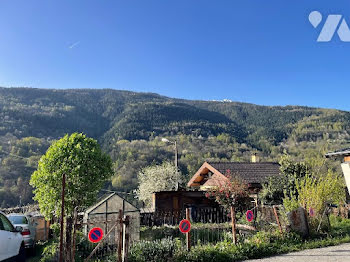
[326,148,350,196]
[187,161,280,193]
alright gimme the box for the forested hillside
[1,87,349,207]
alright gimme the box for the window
[0,214,15,232]
[8,215,28,225]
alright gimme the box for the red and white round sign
[88,227,104,243]
[246,210,254,222]
[179,219,191,233]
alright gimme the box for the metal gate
[78,209,134,262]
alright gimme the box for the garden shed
[83,192,140,244]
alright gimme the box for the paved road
[246,243,350,262]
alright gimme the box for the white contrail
[68,41,80,49]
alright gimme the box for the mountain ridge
[0,87,349,207]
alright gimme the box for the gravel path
[246,243,350,262]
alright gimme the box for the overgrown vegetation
[260,154,311,205]
[129,216,350,262]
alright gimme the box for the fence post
[186,208,191,251]
[230,206,237,244]
[253,196,258,228]
[118,209,124,262]
[273,206,283,234]
[123,215,130,262]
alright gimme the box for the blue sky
[0,1,350,110]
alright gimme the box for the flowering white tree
[136,162,183,207]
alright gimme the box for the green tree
[205,174,250,212]
[204,171,250,244]
[30,133,113,261]
[136,162,183,207]
[260,154,310,204]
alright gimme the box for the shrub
[283,170,345,233]
[129,238,177,262]
[39,241,58,262]
[175,244,235,262]
[141,225,181,241]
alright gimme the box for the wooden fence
[141,206,232,226]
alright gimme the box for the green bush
[141,226,181,241]
[141,223,234,244]
[129,238,178,262]
[39,241,58,262]
[175,244,235,262]
[329,214,350,237]
[74,231,96,262]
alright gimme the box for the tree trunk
[65,216,73,262]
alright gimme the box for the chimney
[251,153,259,163]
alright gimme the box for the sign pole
[186,208,191,251]
[59,173,66,262]
[179,216,191,250]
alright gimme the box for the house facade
[151,190,219,212]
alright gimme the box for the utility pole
[174,141,178,171]
[174,141,179,191]
[59,173,66,262]
[162,138,179,190]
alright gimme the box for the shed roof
[85,192,138,215]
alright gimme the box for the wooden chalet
[150,159,280,212]
[187,161,280,193]
[151,190,219,212]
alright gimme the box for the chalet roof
[187,161,280,188]
[208,162,280,184]
[325,148,350,158]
